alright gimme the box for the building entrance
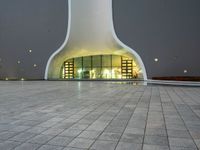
[62,55,141,80]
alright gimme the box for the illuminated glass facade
[62,55,141,79]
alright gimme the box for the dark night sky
[0,0,200,79]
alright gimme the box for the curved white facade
[45,0,147,80]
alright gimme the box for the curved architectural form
[45,0,147,80]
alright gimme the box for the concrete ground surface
[0,81,200,150]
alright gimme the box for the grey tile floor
[0,81,200,150]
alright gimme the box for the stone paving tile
[109,120,128,127]
[124,127,145,135]
[27,134,54,144]
[68,137,94,149]
[143,144,170,150]
[145,128,167,137]
[120,133,143,144]
[11,120,41,127]
[37,144,64,150]
[104,126,125,133]
[26,126,48,134]
[0,124,15,131]
[10,132,38,142]
[0,131,19,141]
[128,121,146,129]
[69,124,89,130]
[53,122,74,129]
[47,136,74,147]
[169,137,197,149]
[166,123,187,131]
[90,140,117,150]
[59,129,82,137]
[64,147,85,150]
[14,142,41,150]
[42,128,65,136]
[115,142,142,150]
[167,129,191,138]
[0,140,21,150]
[37,121,58,128]
[170,146,198,150]
[78,130,101,139]
[146,122,166,129]
[98,132,121,141]
[9,125,31,132]
[144,135,169,146]
[87,122,109,131]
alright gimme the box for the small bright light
[78,69,82,74]
[17,60,21,64]
[103,69,111,78]
[154,58,159,62]
[5,77,8,81]
[184,70,188,73]
[29,49,32,53]
[104,69,110,74]
[21,78,24,81]
[90,70,96,79]
[33,64,37,67]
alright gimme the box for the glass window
[74,68,82,79]
[112,55,121,67]
[102,67,112,79]
[82,68,91,79]
[83,56,91,68]
[90,68,101,79]
[102,55,111,67]
[112,67,121,79]
[92,55,101,67]
[74,57,82,68]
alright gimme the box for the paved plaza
[0,81,200,150]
